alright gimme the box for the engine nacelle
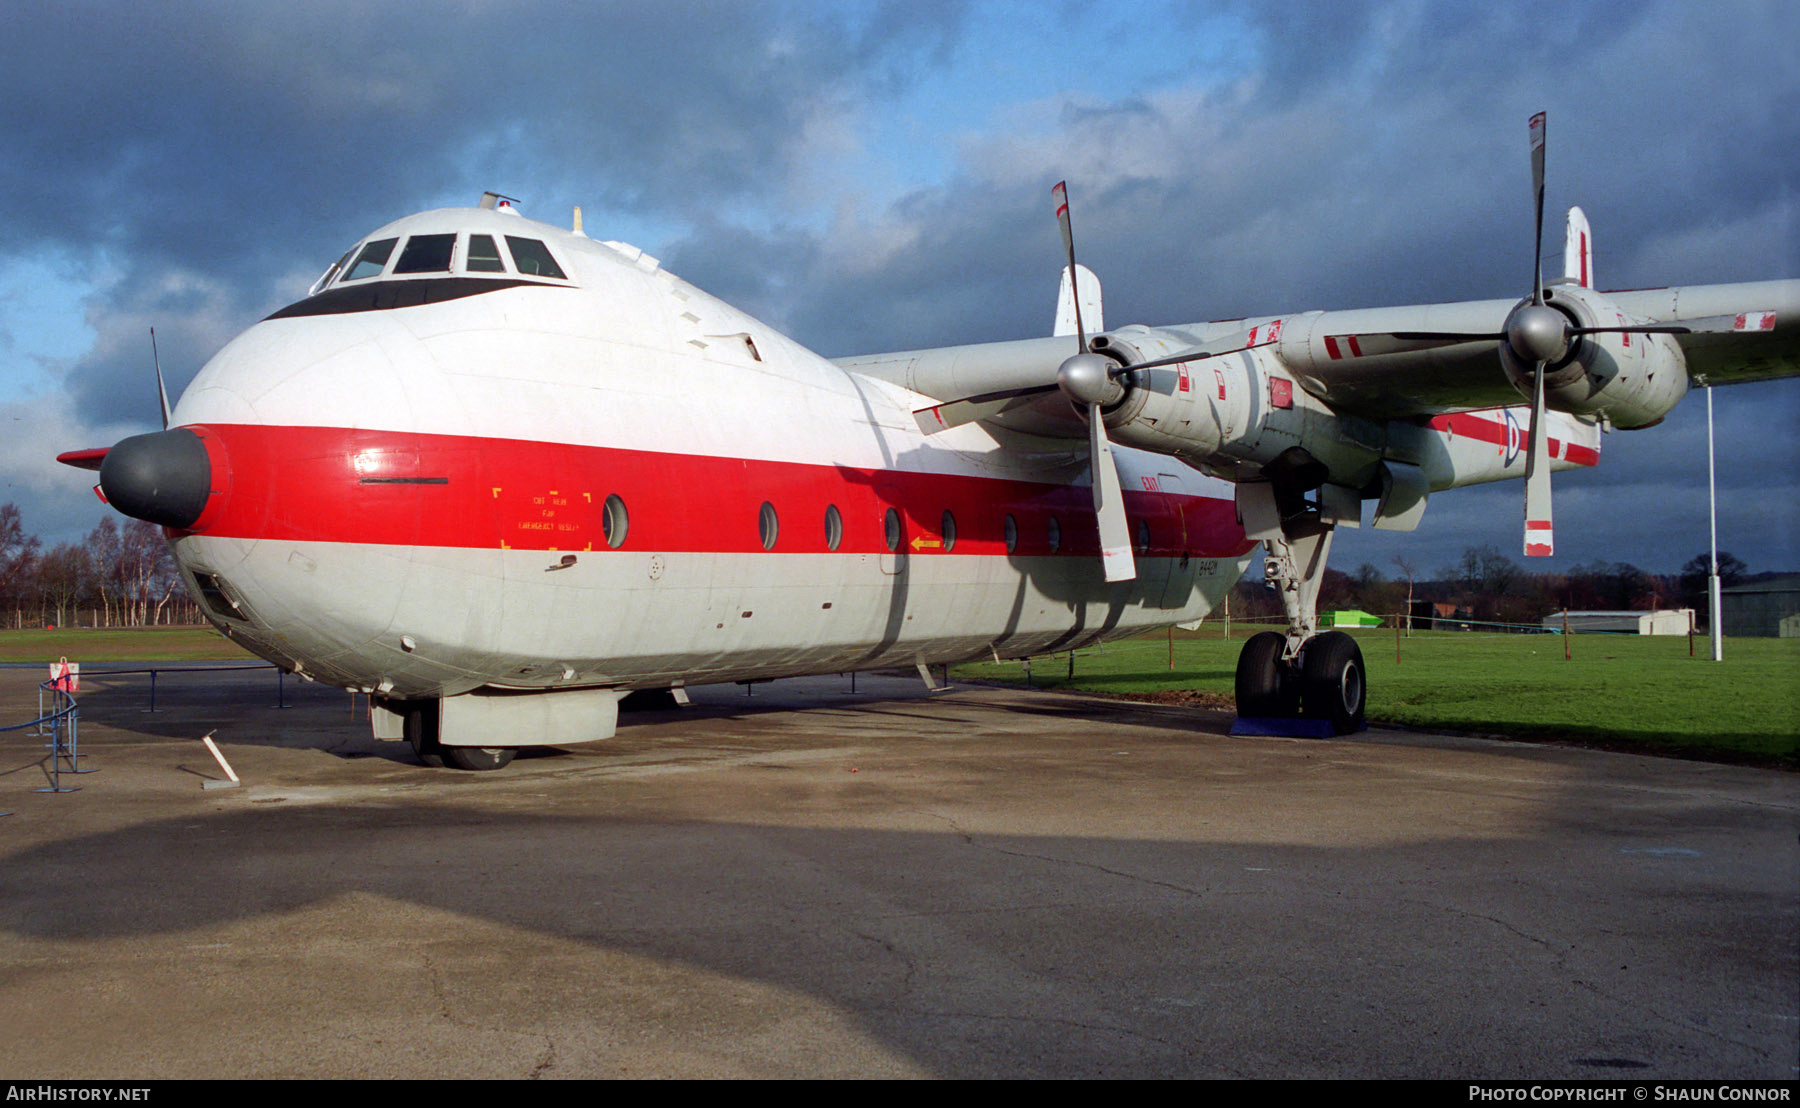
[1095,325,1385,489]
[1498,283,1688,429]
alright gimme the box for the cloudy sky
[2,0,1794,578]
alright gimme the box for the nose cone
[98,429,214,529]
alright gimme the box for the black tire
[1300,630,1366,734]
[402,701,444,767]
[440,745,517,772]
[1235,631,1292,717]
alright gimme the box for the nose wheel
[403,699,517,771]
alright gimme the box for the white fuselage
[165,208,1256,702]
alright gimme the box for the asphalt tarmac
[1,665,1795,1079]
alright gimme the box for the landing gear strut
[1231,489,1367,735]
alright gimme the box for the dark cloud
[4,0,969,425]
[4,0,1795,574]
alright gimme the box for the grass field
[0,625,254,663]
[5,623,1794,767]
[953,625,1800,768]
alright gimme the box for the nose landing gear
[402,699,517,771]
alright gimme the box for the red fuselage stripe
[181,424,1257,560]
[1425,412,1600,467]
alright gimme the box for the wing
[1608,279,1800,386]
[1267,278,1799,421]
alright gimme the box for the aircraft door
[1155,470,1199,611]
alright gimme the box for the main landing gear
[1231,519,1367,735]
[402,699,517,771]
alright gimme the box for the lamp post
[1703,377,1723,662]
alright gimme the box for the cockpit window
[394,233,456,274]
[506,237,566,279]
[343,238,398,281]
[309,247,354,296]
[466,234,507,273]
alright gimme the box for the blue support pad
[1230,716,1366,737]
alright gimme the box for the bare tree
[34,543,92,629]
[86,517,123,626]
[1391,555,1418,634]
[0,504,42,629]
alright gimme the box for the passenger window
[506,237,567,279]
[467,234,507,273]
[343,238,398,281]
[603,495,628,549]
[394,234,456,274]
[759,502,779,550]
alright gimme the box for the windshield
[342,238,398,281]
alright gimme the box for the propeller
[1334,113,1748,557]
[1053,181,1136,583]
[1522,110,1555,557]
[913,179,1274,444]
[909,183,1294,582]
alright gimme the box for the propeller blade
[913,383,1060,435]
[1523,362,1554,557]
[152,327,171,430]
[1099,321,1293,377]
[1052,181,1087,353]
[1530,111,1547,307]
[1087,403,1136,582]
[1568,312,1777,338]
[1385,330,1507,344]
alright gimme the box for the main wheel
[1300,630,1366,735]
[440,745,517,771]
[402,701,443,767]
[1235,631,1293,717]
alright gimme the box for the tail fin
[1054,264,1103,337]
[1563,205,1592,288]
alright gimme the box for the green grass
[7,623,1793,767]
[0,625,255,663]
[953,626,1800,768]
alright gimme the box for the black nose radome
[99,429,212,529]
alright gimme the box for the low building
[1720,576,1800,638]
[1542,609,1694,635]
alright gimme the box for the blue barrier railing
[82,663,289,712]
[5,662,301,802]
[2,678,86,795]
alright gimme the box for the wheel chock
[1230,716,1366,737]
